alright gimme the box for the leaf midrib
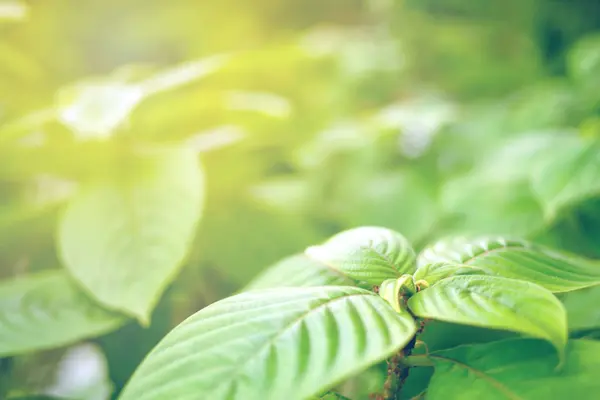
[211,291,370,396]
[461,244,527,265]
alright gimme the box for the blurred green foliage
[1,0,600,398]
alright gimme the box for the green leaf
[378,275,415,313]
[407,275,567,358]
[0,271,125,356]
[305,227,416,286]
[441,175,545,238]
[417,236,600,292]
[119,286,417,400]
[568,33,600,95]
[243,254,355,291]
[58,147,204,324]
[531,138,600,220]
[426,338,600,399]
[309,391,352,400]
[340,171,439,243]
[413,262,487,285]
[561,285,600,332]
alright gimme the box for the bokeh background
[2,0,600,399]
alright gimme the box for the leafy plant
[2,1,600,399]
[118,226,600,399]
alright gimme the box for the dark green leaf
[426,339,600,399]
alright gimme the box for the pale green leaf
[305,227,416,286]
[243,254,355,291]
[58,147,204,324]
[426,339,600,400]
[378,275,415,313]
[119,286,417,400]
[0,271,125,356]
[417,236,600,292]
[531,138,600,220]
[407,275,567,357]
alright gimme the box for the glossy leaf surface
[417,237,600,292]
[244,253,355,291]
[119,286,417,400]
[305,227,416,286]
[408,275,567,357]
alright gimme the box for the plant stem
[378,318,429,400]
[382,335,417,400]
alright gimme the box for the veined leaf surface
[119,286,417,400]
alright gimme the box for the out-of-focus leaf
[225,91,292,118]
[55,55,230,140]
[58,147,204,324]
[0,1,27,21]
[0,271,125,356]
[568,34,600,95]
[504,81,578,132]
[244,253,355,291]
[0,109,55,145]
[139,55,231,96]
[439,133,578,237]
[185,125,245,153]
[342,171,438,243]
[417,236,600,292]
[408,275,567,358]
[195,198,321,285]
[118,286,417,400]
[531,138,600,221]
[426,339,600,399]
[562,286,600,332]
[442,175,545,237]
[306,226,416,286]
[56,81,144,139]
[250,178,312,214]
